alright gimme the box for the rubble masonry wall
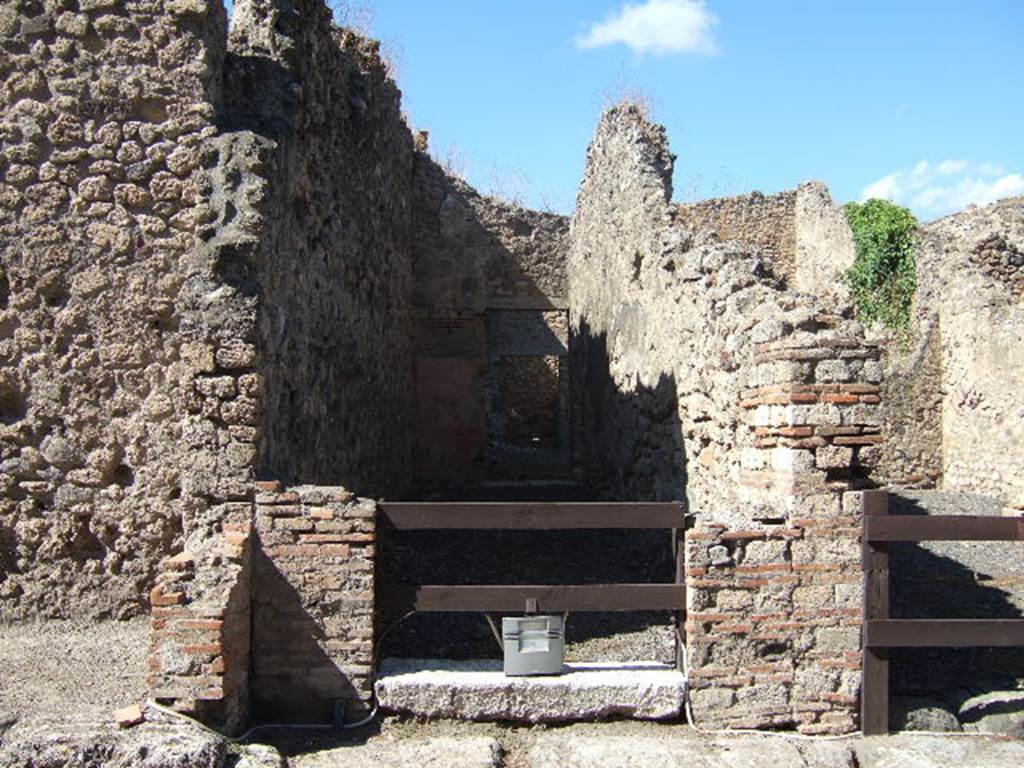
[0,0,248,621]
[568,105,885,732]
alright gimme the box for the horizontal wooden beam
[865,619,1024,648]
[379,584,687,613]
[378,502,687,530]
[865,515,1024,542]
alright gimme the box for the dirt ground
[0,617,149,726]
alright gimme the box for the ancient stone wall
[676,183,854,299]
[793,181,857,300]
[0,0,253,620]
[568,105,884,732]
[227,0,416,497]
[677,189,797,276]
[915,198,1024,510]
[145,0,423,727]
[875,317,943,487]
[250,483,376,723]
[410,155,570,491]
[1,0,422,620]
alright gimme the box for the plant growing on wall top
[843,198,918,334]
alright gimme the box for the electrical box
[501,615,565,676]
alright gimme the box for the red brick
[822,393,859,405]
[298,533,350,543]
[859,394,882,404]
[792,563,841,573]
[718,530,767,541]
[736,563,791,574]
[748,612,789,623]
[839,383,880,394]
[182,643,221,656]
[832,435,883,446]
[815,426,862,437]
[255,480,283,492]
[789,392,820,404]
[265,544,319,557]
[176,619,223,632]
[150,587,185,607]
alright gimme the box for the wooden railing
[377,502,687,615]
[861,490,1024,734]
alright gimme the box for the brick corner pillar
[250,482,378,723]
[147,505,254,734]
[685,332,884,734]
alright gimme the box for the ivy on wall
[843,199,918,333]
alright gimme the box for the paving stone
[290,736,501,768]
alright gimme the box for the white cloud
[860,160,1024,220]
[576,0,719,56]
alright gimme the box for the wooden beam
[379,584,687,613]
[378,502,687,530]
[865,619,1024,648]
[861,490,890,736]
[865,515,1024,542]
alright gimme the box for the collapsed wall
[676,182,855,300]
[569,106,884,732]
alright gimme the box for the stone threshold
[375,659,686,723]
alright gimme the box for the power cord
[147,609,420,742]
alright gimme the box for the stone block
[816,445,853,469]
[375,660,685,722]
[814,626,860,654]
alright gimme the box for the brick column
[251,483,377,723]
[147,511,252,734]
[685,333,883,734]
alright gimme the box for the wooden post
[861,489,890,735]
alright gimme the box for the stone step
[375,659,686,723]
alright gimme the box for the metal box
[501,615,565,676]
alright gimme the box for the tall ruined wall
[0,0,253,620]
[1,0,422,624]
[569,110,875,515]
[410,156,569,490]
[227,0,415,497]
[916,198,1024,509]
[569,106,884,733]
[792,182,857,300]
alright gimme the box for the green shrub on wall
[843,199,918,333]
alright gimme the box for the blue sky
[227,1,1024,220]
